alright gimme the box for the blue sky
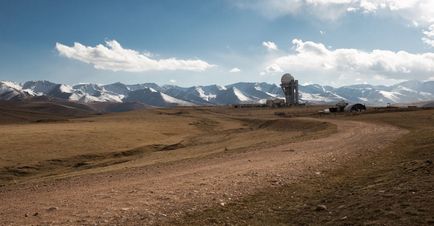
[1,0,434,87]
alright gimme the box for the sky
[1,0,434,87]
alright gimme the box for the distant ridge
[1,80,434,107]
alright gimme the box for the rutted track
[0,118,405,225]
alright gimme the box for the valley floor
[0,107,432,225]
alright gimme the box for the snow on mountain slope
[217,85,226,90]
[103,82,130,95]
[266,92,278,98]
[59,84,74,93]
[0,82,22,100]
[229,83,278,101]
[123,87,193,107]
[162,84,261,105]
[76,93,123,103]
[46,84,75,100]
[232,87,251,102]
[3,80,434,106]
[158,81,434,105]
[1,81,22,91]
[127,83,162,92]
[195,87,216,101]
[0,81,33,100]
[300,92,337,103]
[388,83,434,103]
[379,91,402,103]
[160,93,194,106]
[159,86,213,105]
[73,83,123,103]
[73,83,103,96]
[22,80,58,95]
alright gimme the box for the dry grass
[173,109,434,225]
[0,106,335,185]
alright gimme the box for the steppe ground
[0,105,433,225]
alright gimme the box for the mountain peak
[1,80,433,106]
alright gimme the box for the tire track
[0,118,406,225]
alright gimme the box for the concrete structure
[280,73,299,106]
[266,99,285,108]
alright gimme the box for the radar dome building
[280,73,299,106]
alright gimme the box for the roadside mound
[251,118,330,132]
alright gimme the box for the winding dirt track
[0,118,405,225]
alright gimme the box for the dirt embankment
[0,115,404,225]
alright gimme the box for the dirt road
[0,118,405,225]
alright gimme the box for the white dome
[281,73,294,84]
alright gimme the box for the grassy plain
[0,106,334,185]
[2,105,431,225]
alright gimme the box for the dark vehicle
[344,103,367,112]
[329,100,348,113]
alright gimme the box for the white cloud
[346,7,358,12]
[229,67,241,73]
[56,40,215,72]
[262,41,278,51]
[422,24,434,47]
[265,64,283,73]
[169,79,177,83]
[234,0,434,22]
[422,37,434,48]
[233,0,434,47]
[235,0,355,20]
[263,39,434,84]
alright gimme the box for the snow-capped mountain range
[1,80,434,107]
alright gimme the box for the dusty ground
[174,109,434,226]
[0,106,411,225]
[0,107,333,185]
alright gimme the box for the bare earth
[0,117,405,225]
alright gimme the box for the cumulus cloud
[262,41,278,51]
[55,40,215,72]
[233,0,434,47]
[229,67,241,73]
[263,39,434,83]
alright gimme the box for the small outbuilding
[266,99,286,108]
